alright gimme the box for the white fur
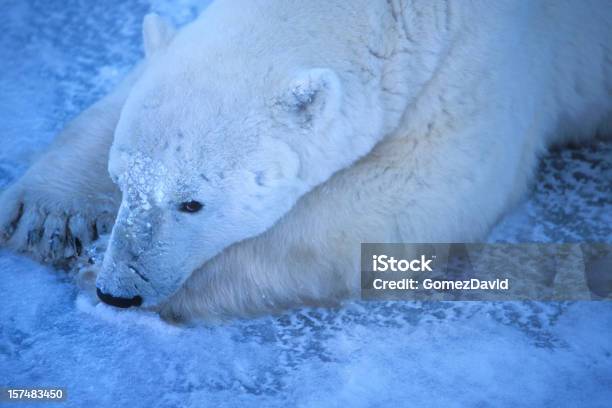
[142,13,175,58]
[0,0,610,318]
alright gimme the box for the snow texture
[1,1,611,407]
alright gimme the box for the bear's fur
[0,0,610,319]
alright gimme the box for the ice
[0,1,611,407]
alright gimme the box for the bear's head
[96,10,386,308]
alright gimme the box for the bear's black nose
[96,288,143,308]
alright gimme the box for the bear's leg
[0,66,143,265]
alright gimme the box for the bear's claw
[0,190,23,244]
[0,184,115,266]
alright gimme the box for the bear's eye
[179,200,204,214]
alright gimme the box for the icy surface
[0,1,611,407]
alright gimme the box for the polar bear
[0,0,610,318]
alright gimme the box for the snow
[0,1,611,407]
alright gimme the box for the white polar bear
[0,0,610,318]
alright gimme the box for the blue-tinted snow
[0,1,611,407]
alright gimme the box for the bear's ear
[142,13,175,58]
[280,68,342,129]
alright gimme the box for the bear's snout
[96,287,143,308]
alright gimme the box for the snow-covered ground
[1,1,611,407]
